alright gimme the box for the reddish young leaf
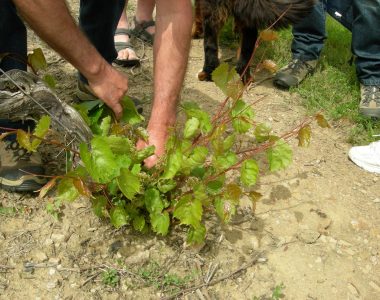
[297,125,311,147]
[39,178,57,198]
[316,114,331,128]
[73,178,92,197]
[259,30,278,42]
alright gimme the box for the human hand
[136,123,172,168]
[87,64,128,120]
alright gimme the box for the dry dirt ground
[1,2,380,299]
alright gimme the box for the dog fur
[194,0,316,82]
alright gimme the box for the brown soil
[1,1,379,299]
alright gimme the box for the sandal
[114,28,141,67]
[128,17,155,45]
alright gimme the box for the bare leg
[135,0,155,35]
[137,0,192,167]
[115,2,139,61]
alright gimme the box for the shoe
[75,80,144,114]
[359,84,380,118]
[128,17,155,45]
[114,28,141,68]
[0,140,47,192]
[273,59,317,89]
[348,141,380,174]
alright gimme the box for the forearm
[149,0,193,129]
[13,0,107,81]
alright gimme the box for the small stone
[359,189,367,195]
[350,220,360,231]
[369,281,380,293]
[87,228,97,232]
[124,250,150,265]
[48,268,56,276]
[373,177,379,183]
[315,257,322,263]
[257,257,267,263]
[34,251,48,262]
[51,233,65,242]
[44,238,54,246]
[373,198,380,203]
[48,258,61,265]
[297,229,321,244]
[46,279,59,289]
[344,248,356,256]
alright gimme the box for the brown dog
[193,0,315,82]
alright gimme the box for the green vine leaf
[254,123,271,142]
[92,196,108,218]
[99,116,111,136]
[55,178,80,202]
[150,211,170,235]
[28,48,47,72]
[144,188,164,214]
[31,115,51,150]
[187,224,206,245]
[212,63,241,97]
[121,96,144,125]
[133,215,146,232]
[80,137,120,183]
[117,168,141,200]
[157,179,177,193]
[161,147,182,180]
[183,117,200,139]
[231,100,254,134]
[214,151,237,171]
[110,206,129,228]
[173,195,202,228]
[136,145,155,162]
[16,130,32,152]
[206,176,225,195]
[267,139,293,172]
[182,102,212,134]
[182,146,208,173]
[240,159,259,187]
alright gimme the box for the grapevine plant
[6,44,327,245]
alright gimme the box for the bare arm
[13,0,127,119]
[139,0,193,167]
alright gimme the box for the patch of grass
[0,204,17,217]
[137,261,195,294]
[102,268,120,287]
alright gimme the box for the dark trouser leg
[78,0,125,82]
[0,0,27,71]
[291,0,326,61]
[352,0,380,85]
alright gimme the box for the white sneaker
[348,141,380,174]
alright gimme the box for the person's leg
[129,0,156,45]
[273,1,326,89]
[78,0,125,82]
[352,0,380,85]
[114,2,140,66]
[0,0,27,71]
[352,0,380,118]
[291,0,327,61]
[135,0,155,36]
